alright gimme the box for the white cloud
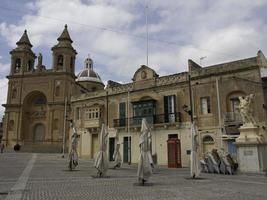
[0,0,267,84]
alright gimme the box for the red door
[167,138,182,168]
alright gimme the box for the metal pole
[188,74,194,123]
[127,90,131,164]
[216,78,223,149]
[146,1,149,67]
[62,97,67,158]
[188,73,196,178]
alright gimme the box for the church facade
[2,26,267,169]
[2,25,85,152]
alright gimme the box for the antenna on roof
[200,56,207,66]
[146,1,149,67]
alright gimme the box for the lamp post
[183,73,200,179]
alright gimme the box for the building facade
[2,26,267,169]
[71,51,267,167]
[2,25,85,152]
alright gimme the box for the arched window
[70,57,74,70]
[28,60,33,71]
[57,55,64,66]
[15,58,21,72]
[203,135,215,154]
[12,89,17,99]
[53,119,59,130]
[34,97,46,105]
[55,86,60,96]
[8,120,14,131]
[203,135,214,144]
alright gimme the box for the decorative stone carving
[238,94,255,126]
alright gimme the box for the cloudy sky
[0,0,267,118]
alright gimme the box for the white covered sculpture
[69,120,79,170]
[137,118,153,185]
[113,130,122,169]
[94,124,108,177]
[190,121,200,178]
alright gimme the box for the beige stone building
[2,26,267,169]
[71,51,267,168]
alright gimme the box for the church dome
[76,56,103,85]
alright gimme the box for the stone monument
[236,94,267,172]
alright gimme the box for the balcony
[223,112,243,136]
[113,112,181,128]
[83,119,102,128]
[223,112,243,126]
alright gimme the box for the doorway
[109,137,115,161]
[34,123,45,142]
[123,137,131,163]
[91,134,99,159]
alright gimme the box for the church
[2,25,267,171]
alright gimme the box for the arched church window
[27,60,34,71]
[34,97,46,105]
[53,119,59,130]
[15,58,21,73]
[70,57,74,70]
[8,120,14,131]
[57,55,64,66]
[12,89,17,99]
[55,86,60,96]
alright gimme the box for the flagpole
[127,90,131,164]
[146,1,149,67]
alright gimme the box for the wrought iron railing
[223,112,243,125]
[113,112,181,127]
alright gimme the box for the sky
[1,0,267,118]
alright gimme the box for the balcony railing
[223,112,243,125]
[113,112,181,127]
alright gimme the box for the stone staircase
[19,143,66,153]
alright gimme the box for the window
[76,107,80,120]
[200,97,211,114]
[28,60,33,71]
[132,100,155,125]
[34,97,46,105]
[15,58,21,73]
[164,95,176,123]
[119,102,126,126]
[70,57,74,70]
[8,120,14,131]
[57,55,64,66]
[55,86,60,96]
[53,119,59,130]
[230,97,240,113]
[12,89,17,99]
[203,135,214,143]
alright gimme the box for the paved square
[0,153,267,200]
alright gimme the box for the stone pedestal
[236,124,267,172]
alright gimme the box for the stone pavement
[0,153,267,200]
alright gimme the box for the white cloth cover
[69,121,79,167]
[112,130,122,168]
[190,122,200,178]
[137,118,153,183]
[94,124,108,176]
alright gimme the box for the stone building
[2,26,267,170]
[2,25,85,152]
[71,51,267,168]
